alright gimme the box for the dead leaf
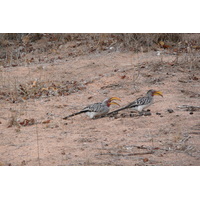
[191,75,198,80]
[19,119,35,126]
[158,41,165,47]
[21,160,26,166]
[41,87,49,91]
[22,97,27,101]
[163,44,170,49]
[121,75,126,79]
[31,80,37,87]
[42,120,51,124]
[49,87,58,91]
[192,46,200,50]
[22,35,30,45]
[143,158,149,162]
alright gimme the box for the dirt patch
[0,39,200,166]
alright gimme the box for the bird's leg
[142,109,152,116]
[138,111,144,116]
[105,111,119,118]
[138,109,151,116]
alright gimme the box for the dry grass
[1,33,200,68]
[1,33,199,49]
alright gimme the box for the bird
[107,90,163,116]
[63,97,121,119]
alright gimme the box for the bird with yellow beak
[107,90,163,115]
[63,97,121,119]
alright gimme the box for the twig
[189,132,200,135]
[177,105,200,111]
[179,135,191,143]
[125,145,163,151]
[97,151,155,157]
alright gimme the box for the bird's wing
[129,96,151,107]
[106,96,151,116]
[83,102,104,112]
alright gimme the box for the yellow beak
[153,91,163,97]
[109,102,120,106]
[109,97,121,106]
[109,97,121,101]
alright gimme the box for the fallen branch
[179,135,191,143]
[97,151,155,157]
[124,145,165,151]
[177,105,200,111]
[189,132,200,135]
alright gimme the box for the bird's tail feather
[63,110,87,119]
[106,102,138,116]
[106,105,129,116]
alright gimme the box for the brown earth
[0,40,200,166]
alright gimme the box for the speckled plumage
[63,97,120,119]
[107,90,163,115]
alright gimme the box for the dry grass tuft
[0,78,86,103]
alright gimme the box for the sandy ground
[0,43,200,166]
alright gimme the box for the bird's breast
[86,107,109,118]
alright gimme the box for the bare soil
[0,40,200,166]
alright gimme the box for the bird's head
[105,97,121,107]
[147,90,163,97]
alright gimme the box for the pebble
[167,109,174,113]
[143,112,152,116]
[120,113,127,118]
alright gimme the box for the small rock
[120,113,127,118]
[156,112,161,115]
[109,115,118,119]
[139,112,143,116]
[167,109,174,113]
[130,113,135,117]
[143,112,151,116]
[21,160,26,166]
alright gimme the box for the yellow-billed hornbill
[63,97,121,119]
[107,90,163,115]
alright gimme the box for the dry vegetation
[0,33,199,166]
